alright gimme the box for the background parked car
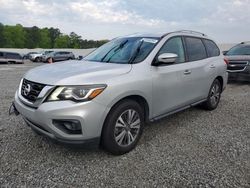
[224,42,250,81]
[0,51,23,64]
[23,52,38,59]
[29,50,54,62]
[42,51,75,62]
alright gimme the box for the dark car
[42,51,75,62]
[224,42,250,82]
[0,51,23,64]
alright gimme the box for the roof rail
[240,41,250,44]
[161,30,207,38]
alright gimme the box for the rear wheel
[101,100,144,155]
[203,79,222,110]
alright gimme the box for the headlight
[46,85,106,102]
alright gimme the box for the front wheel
[202,79,222,110]
[34,57,40,62]
[101,100,144,155]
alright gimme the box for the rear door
[59,52,67,60]
[53,52,61,61]
[183,37,216,100]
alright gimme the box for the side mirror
[157,53,178,64]
[222,51,228,55]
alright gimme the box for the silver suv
[29,51,54,62]
[41,51,75,62]
[12,30,228,155]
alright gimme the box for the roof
[124,30,209,39]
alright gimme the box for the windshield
[226,45,250,56]
[84,37,159,64]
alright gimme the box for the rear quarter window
[203,39,220,57]
[185,37,207,61]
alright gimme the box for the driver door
[152,36,194,117]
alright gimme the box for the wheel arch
[107,94,150,122]
[215,76,223,91]
[100,94,150,147]
[100,94,149,135]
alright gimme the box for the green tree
[25,26,41,48]
[0,23,5,47]
[0,23,108,49]
[48,27,60,48]
[3,24,26,48]
[39,28,51,48]
[54,34,70,48]
[69,32,81,48]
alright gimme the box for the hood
[24,60,132,85]
[225,55,250,61]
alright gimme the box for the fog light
[53,120,82,134]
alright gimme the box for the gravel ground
[0,63,249,187]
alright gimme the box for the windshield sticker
[141,38,158,44]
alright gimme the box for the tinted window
[158,37,185,63]
[6,53,21,59]
[0,52,4,57]
[203,39,220,57]
[226,45,250,55]
[185,37,207,61]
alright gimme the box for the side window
[185,37,207,61]
[0,52,3,57]
[158,37,185,63]
[203,39,220,57]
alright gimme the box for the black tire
[31,128,42,136]
[202,79,222,110]
[35,57,40,62]
[101,99,144,155]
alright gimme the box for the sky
[0,0,249,43]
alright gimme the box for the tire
[202,79,222,110]
[35,57,40,62]
[101,99,144,155]
[31,128,42,136]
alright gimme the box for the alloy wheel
[114,109,141,147]
[210,82,220,107]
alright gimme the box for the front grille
[227,61,248,72]
[21,79,45,102]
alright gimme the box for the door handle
[184,70,191,75]
[210,64,216,68]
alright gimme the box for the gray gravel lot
[0,62,249,187]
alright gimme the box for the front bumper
[228,65,250,82]
[14,91,110,146]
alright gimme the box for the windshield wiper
[101,40,128,62]
[128,40,144,64]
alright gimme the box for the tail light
[224,58,229,65]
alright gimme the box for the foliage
[0,23,108,49]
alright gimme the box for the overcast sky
[0,0,249,43]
